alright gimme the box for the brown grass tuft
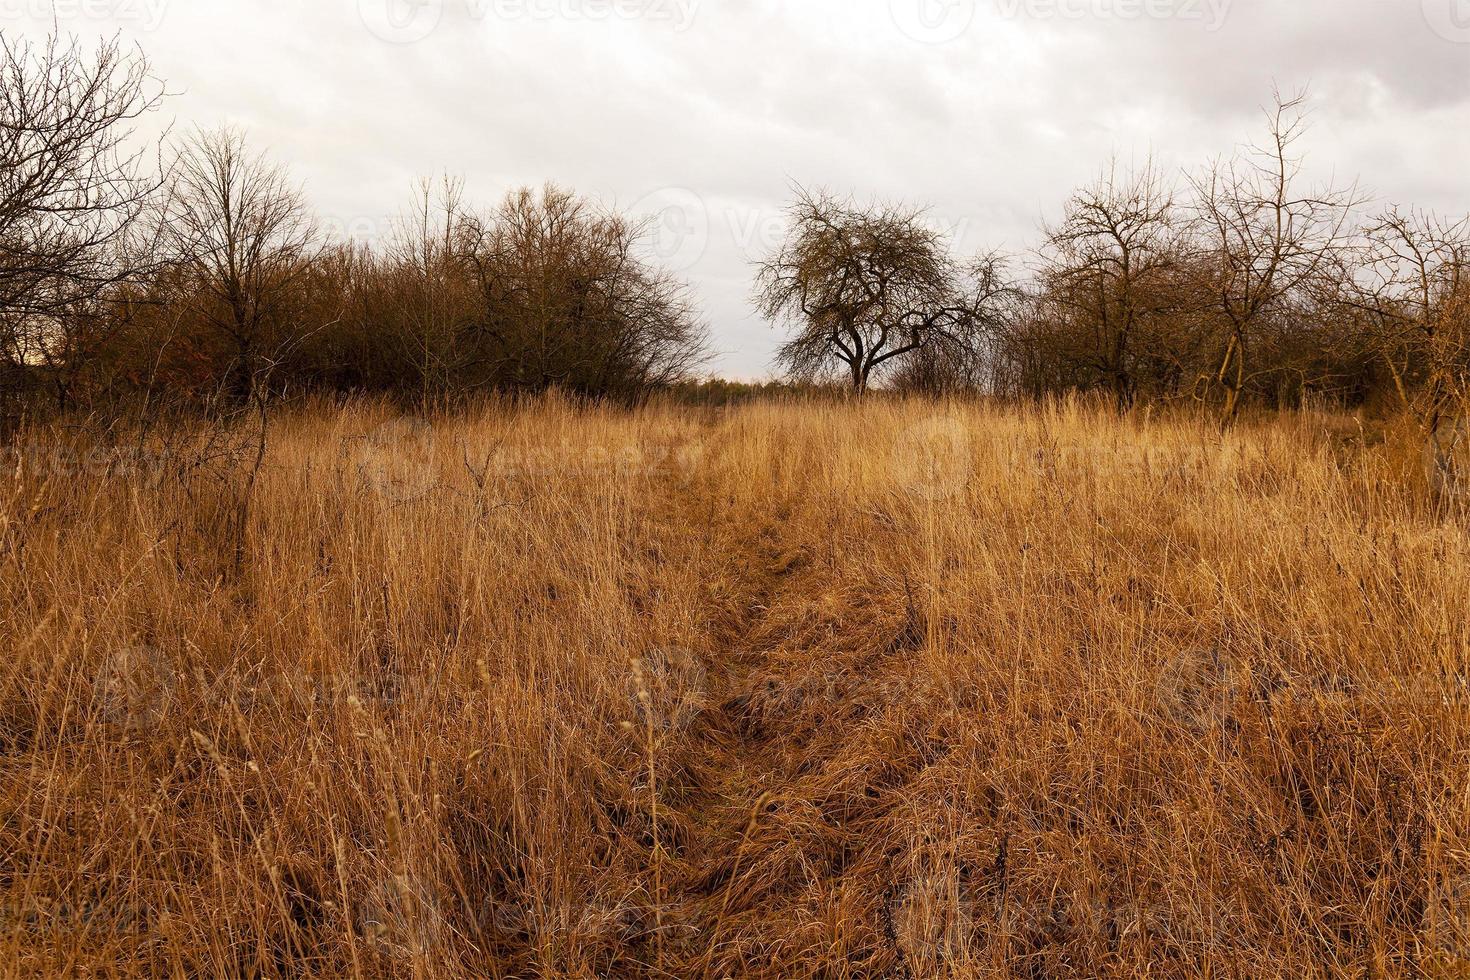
[1,396,1467,977]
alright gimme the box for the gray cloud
[3,0,1467,377]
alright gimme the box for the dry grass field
[1,396,1468,978]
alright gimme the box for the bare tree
[1189,89,1362,421]
[460,184,708,398]
[1341,209,1470,419]
[157,127,318,404]
[755,187,997,393]
[1040,159,1183,411]
[892,250,1022,395]
[384,175,477,398]
[0,31,166,407]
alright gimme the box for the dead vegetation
[1,394,1468,978]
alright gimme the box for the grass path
[6,399,1467,978]
[638,477,924,978]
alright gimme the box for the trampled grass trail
[2,395,1468,978]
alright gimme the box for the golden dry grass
[1,395,1468,978]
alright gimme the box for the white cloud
[3,0,1467,378]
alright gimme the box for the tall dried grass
[1,395,1466,978]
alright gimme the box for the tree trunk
[1215,332,1243,423]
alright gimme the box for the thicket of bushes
[1,35,708,420]
[758,122,1468,428]
[2,35,1467,431]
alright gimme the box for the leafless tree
[460,184,708,398]
[1339,209,1470,421]
[1189,89,1362,421]
[383,175,477,398]
[1039,159,1184,411]
[1,31,166,408]
[156,127,318,404]
[755,187,1000,393]
[892,251,1023,395]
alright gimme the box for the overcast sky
[6,0,1469,378]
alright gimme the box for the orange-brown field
[1,396,1467,978]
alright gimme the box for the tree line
[759,94,1468,433]
[3,32,1467,434]
[1,33,708,421]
